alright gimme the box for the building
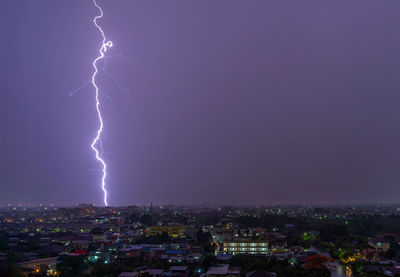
[246,270,277,277]
[369,238,390,252]
[223,241,268,255]
[205,265,240,277]
[169,266,188,277]
[119,273,137,277]
[146,225,184,238]
[138,268,164,277]
[18,257,58,275]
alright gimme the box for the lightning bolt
[91,0,112,206]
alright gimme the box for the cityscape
[1,204,400,276]
[2,0,400,276]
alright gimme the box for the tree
[200,254,216,271]
[196,229,215,254]
[175,214,187,225]
[0,260,24,277]
[90,227,104,235]
[303,254,333,273]
[57,256,86,277]
[129,213,138,223]
[318,223,347,242]
[139,214,152,226]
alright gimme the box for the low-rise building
[369,238,390,252]
[223,241,268,255]
[147,225,184,238]
[18,257,58,275]
[246,270,277,277]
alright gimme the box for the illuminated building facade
[223,241,268,254]
[146,225,184,238]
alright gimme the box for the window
[230,243,237,246]
[240,243,247,246]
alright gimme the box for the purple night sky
[1,0,400,206]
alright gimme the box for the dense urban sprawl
[1,204,400,276]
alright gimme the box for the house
[205,265,229,276]
[119,273,137,277]
[216,254,232,262]
[142,269,164,277]
[228,266,241,277]
[185,253,202,263]
[168,266,188,277]
[246,270,277,277]
[369,238,390,252]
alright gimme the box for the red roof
[74,249,89,255]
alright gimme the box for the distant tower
[150,202,154,214]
